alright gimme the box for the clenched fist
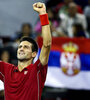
[33,2,46,15]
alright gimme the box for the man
[57,2,87,37]
[0,2,51,100]
[84,0,90,33]
[10,23,36,42]
[54,0,83,15]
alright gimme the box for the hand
[33,2,46,15]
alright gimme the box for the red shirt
[0,59,47,100]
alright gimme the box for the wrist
[39,11,47,15]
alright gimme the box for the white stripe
[45,67,90,90]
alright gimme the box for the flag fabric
[37,37,90,90]
[0,80,4,91]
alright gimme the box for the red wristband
[39,13,49,26]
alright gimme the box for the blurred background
[0,0,90,100]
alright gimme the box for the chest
[4,67,38,89]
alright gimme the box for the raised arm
[33,2,52,66]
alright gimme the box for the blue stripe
[38,49,90,71]
[48,51,60,67]
[80,54,90,71]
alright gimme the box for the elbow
[40,57,48,66]
[43,39,52,47]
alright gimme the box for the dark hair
[0,46,13,63]
[73,23,84,32]
[21,23,32,30]
[72,23,86,37]
[20,36,38,52]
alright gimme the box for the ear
[32,51,37,58]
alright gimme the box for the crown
[62,42,78,52]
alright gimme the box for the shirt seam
[37,70,40,100]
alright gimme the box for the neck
[23,33,30,36]
[18,59,33,72]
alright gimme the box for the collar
[14,64,33,72]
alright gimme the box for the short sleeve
[34,59,48,71]
[0,61,5,76]
[0,61,11,76]
[34,59,48,83]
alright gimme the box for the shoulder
[84,6,90,11]
[33,59,42,67]
[0,61,15,68]
[33,59,48,71]
[76,13,86,19]
[76,13,85,17]
[61,15,68,22]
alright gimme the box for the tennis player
[0,2,51,100]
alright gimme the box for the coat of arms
[60,42,81,76]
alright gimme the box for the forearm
[42,24,52,47]
[39,18,51,65]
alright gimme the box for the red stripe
[37,37,90,54]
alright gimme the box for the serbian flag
[37,37,90,90]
